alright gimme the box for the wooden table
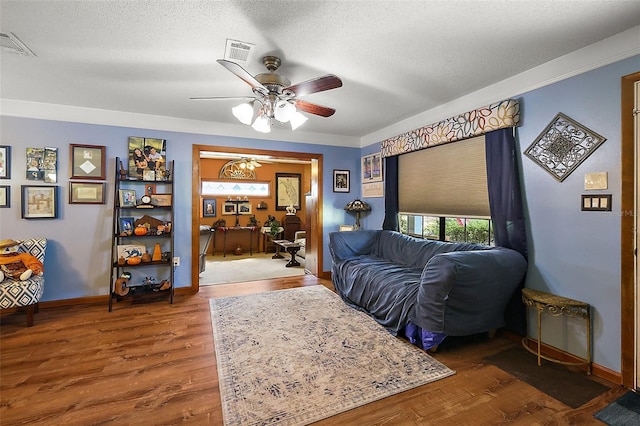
[213,226,258,257]
[521,288,591,374]
[272,239,302,267]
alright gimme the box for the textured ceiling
[1,0,639,142]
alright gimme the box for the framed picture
[118,189,137,207]
[275,173,301,211]
[333,169,350,193]
[70,144,106,180]
[21,185,58,219]
[362,153,383,183]
[238,202,252,215]
[150,193,172,207]
[0,145,10,179]
[128,137,167,180]
[69,182,106,204]
[118,216,135,235]
[222,201,237,215]
[145,183,156,195]
[203,198,216,217]
[26,147,58,182]
[0,185,9,208]
[143,170,155,182]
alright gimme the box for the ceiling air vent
[223,39,254,63]
[0,32,36,56]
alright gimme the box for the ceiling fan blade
[190,96,256,101]
[294,100,336,117]
[285,75,342,97]
[217,59,268,95]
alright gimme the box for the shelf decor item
[152,243,162,261]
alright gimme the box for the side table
[521,288,591,374]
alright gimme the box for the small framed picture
[118,189,137,208]
[21,185,58,219]
[238,202,252,215]
[143,169,155,181]
[70,144,106,180]
[69,182,106,204]
[150,193,172,207]
[116,244,146,260]
[223,201,237,215]
[0,145,10,179]
[145,183,156,195]
[118,216,135,235]
[333,169,350,193]
[362,153,383,183]
[0,185,9,207]
[203,198,216,217]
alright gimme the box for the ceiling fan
[191,55,343,132]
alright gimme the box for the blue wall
[0,118,360,300]
[360,55,638,372]
[1,54,638,372]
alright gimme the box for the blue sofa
[329,230,527,349]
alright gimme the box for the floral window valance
[380,98,520,158]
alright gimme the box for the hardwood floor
[1,276,625,425]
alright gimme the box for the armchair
[0,238,47,326]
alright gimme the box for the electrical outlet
[173,257,180,266]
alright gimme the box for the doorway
[620,71,640,388]
[190,144,323,293]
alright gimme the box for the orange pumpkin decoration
[134,225,147,236]
[126,256,142,265]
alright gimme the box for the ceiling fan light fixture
[252,114,271,133]
[290,111,308,130]
[274,99,296,123]
[232,102,254,125]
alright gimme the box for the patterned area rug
[210,285,455,426]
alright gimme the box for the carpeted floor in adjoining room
[199,252,306,286]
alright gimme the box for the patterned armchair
[0,238,47,326]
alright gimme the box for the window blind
[398,135,490,217]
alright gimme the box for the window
[201,181,270,197]
[397,135,493,244]
[399,214,494,245]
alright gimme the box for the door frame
[620,71,639,388]
[190,144,323,292]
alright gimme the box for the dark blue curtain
[486,127,528,335]
[382,155,399,231]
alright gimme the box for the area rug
[594,391,640,425]
[210,285,455,426]
[484,347,610,408]
[200,253,305,286]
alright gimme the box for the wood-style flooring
[1,275,626,425]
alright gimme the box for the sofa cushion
[376,230,490,269]
[332,255,421,335]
